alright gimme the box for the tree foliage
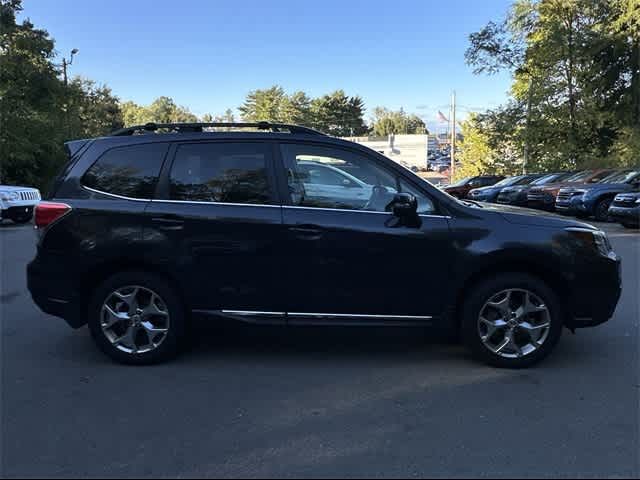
[371,107,427,136]
[463,0,640,176]
[239,86,368,136]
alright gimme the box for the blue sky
[21,0,514,127]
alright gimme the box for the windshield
[531,173,568,185]
[448,177,470,187]
[599,170,639,184]
[514,175,541,185]
[563,170,594,183]
[492,176,524,188]
[530,174,559,185]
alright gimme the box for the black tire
[594,197,613,222]
[461,273,563,368]
[87,271,187,365]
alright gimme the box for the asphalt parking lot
[1,220,638,478]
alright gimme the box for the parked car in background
[527,169,615,211]
[296,161,383,209]
[0,185,41,224]
[467,174,545,203]
[556,169,640,221]
[428,157,451,171]
[608,192,640,229]
[27,122,622,369]
[443,175,504,199]
[497,172,576,207]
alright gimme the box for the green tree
[466,0,640,172]
[66,78,123,138]
[284,91,312,125]
[371,107,427,136]
[239,86,289,122]
[0,0,65,187]
[310,90,367,136]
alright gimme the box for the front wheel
[461,273,563,368]
[88,271,187,365]
[594,197,613,222]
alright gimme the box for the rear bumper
[27,258,85,328]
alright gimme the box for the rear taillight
[35,202,71,229]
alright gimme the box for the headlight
[571,189,587,196]
[566,227,612,256]
[635,198,640,204]
[0,192,19,201]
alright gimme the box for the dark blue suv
[27,122,622,368]
[556,169,640,221]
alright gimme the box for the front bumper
[527,192,556,210]
[497,194,528,206]
[1,205,34,219]
[565,253,622,329]
[608,205,640,224]
[555,196,588,215]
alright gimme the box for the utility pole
[61,49,79,139]
[523,77,533,174]
[450,91,456,179]
[62,48,79,87]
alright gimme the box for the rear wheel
[594,197,613,222]
[88,271,186,365]
[461,273,563,368]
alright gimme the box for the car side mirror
[391,192,418,218]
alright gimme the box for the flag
[437,111,449,123]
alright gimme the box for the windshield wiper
[461,199,483,208]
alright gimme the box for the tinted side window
[169,143,272,204]
[83,143,168,198]
[280,143,435,214]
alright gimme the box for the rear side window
[82,143,168,199]
[169,142,272,204]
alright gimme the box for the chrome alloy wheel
[100,286,170,354]
[477,288,551,359]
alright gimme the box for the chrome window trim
[81,186,451,218]
[283,205,450,219]
[151,199,281,208]
[82,185,150,202]
[83,186,282,208]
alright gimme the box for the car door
[143,140,285,320]
[277,142,453,324]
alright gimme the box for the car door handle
[152,216,185,230]
[289,225,323,239]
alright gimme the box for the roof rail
[110,122,326,137]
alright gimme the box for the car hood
[469,185,501,194]
[499,185,528,193]
[564,182,631,192]
[0,185,37,192]
[531,181,582,192]
[478,202,597,229]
